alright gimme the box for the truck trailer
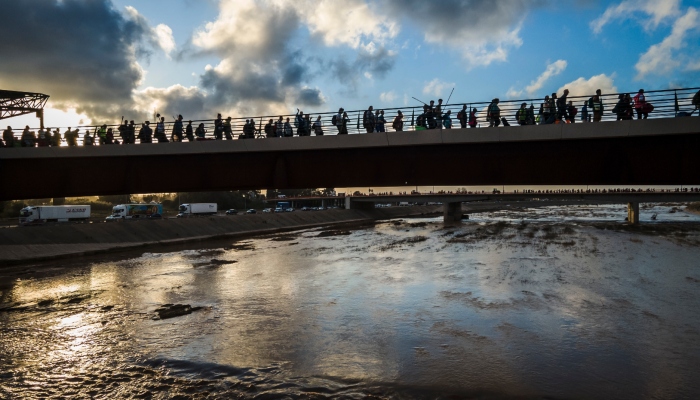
[107,204,163,220]
[19,205,91,225]
[177,203,218,217]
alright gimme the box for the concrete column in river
[627,202,640,224]
[443,202,463,224]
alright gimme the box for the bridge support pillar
[627,202,640,224]
[443,202,463,224]
[345,197,374,210]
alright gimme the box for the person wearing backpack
[332,108,343,133]
[556,89,569,122]
[515,103,528,125]
[468,108,477,128]
[392,110,404,132]
[457,105,468,128]
[539,95,551,125]
[487,98,500,127]
[588,89,604,122]
[264,119,275,138]
[362,106,375,133]
[442,110,452,129]
[633,89,648,119]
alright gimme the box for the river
[1,204,700,399]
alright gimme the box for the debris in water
[154,304,204,320]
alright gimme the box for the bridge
[2,116,699,201]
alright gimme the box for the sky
[1,0,700,130]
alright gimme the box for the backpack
[457,110,466,122]
[331,114,337,126]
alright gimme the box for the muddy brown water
[1,204,700,399]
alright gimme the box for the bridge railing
[3,87,698,146]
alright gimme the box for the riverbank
[0,206,442,265]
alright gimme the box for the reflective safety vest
[98,127,107,138]
[518,109,527,121]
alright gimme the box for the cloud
[329,44,398,93]
[153,24,176,57]
[635,7,700,79]
[557,74,618,98]
[0,1,178,122]
[383,0,546,67]
[590,0,681,34]
[295,88,325,107]
[506,59,568,99]
[380,91,397,103]
[422,79,455,98]
[526,60,568,95]
[133,85,208,121]
[301,0,398,49]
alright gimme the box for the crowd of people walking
[2,88,698,148]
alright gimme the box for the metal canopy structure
[0,90,50,126]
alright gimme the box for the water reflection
[1,205,700,398]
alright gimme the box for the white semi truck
[106,204,163,220]
[177,203,218,217]
[19,205,91,225]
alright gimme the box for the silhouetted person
[224,117,233,139]
[468,108,477,128]
[83,130,95,146]
[556,89,569,122]
[567,101,577,123]
[128,121,136,144]
[172,115,184,142]
[516,103,528,125]
[539,95,551,124]
[693,89,700,110]
[363,106,375,133]
[105,128,114,144]
[97,124,107,145]
[214,113,223,140]
[155,116,168,142]
[296,110,308,136]
[338,112,349,135]
[139,121,153,143]
[284,117,293,137]
[393,110,404,132]
[633,89,648,119]
[375,110,386,132]
[589,89,604,122]
[3,126,14,147]
[313,115,323,135]
[276,116,284,138]
[457,105,467,128]
[195,123,206,140]
[264,119,275,138]
[442,110,452,129]
[334,108,344,133]
[185,120,194,141]
[487,98,500,127]
[51,129,61,146]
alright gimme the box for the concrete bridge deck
[1,117,699,201]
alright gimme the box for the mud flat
[0,206,441,265]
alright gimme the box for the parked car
[274,207,283,213]
[262,208,272,213]
[246,209,257,214]
[285,208,294,212]
[225,209,237,215]
[301,207,310,211]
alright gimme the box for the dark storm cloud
[328,45,398,94]
[0,0,156,120]
[383,0,550,42]
[295,88,324,106]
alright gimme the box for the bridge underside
[1,120,699,201]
